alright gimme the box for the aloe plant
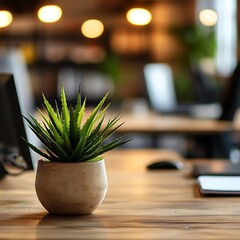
[23,88,129,162]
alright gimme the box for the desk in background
[0,149,240,239]
[107,110,240,158]
[37,108,240,134]
[110,110,240,134]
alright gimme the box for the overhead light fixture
[81,19,104,38]
[38,5,62,23]
[0,10,13,28]
[199,9,218,26]
[126,8,152,26]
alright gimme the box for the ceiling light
[126,8,152,26]
[0,10,13,28]
[199,9,218,26]
[38,5,62,23]
[81,19,104,38]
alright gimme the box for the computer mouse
[147,160,184,170]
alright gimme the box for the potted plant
[23,88,129,215]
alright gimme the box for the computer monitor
[143,63,178,112]
[0,48,35,114]
[0,74,33,169]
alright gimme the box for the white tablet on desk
[197,175,240,195]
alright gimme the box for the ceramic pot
[35,159,107,215]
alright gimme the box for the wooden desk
[1,149,240,239]
[37,108,240,134]
[113,110,240,134]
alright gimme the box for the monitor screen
[143,63,177,112]
[0,74,33,169]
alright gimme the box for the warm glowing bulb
[81,19,104,38]
[199,9,218,26]
[126,8,152,26]
[38,5,62,23]
[0,10,13,28]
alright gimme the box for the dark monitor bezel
[0,74,33,169]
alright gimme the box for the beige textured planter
[35,159,107,215]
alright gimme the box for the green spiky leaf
[43,94,63,135]
[61,87,70,134]
[69,107,80,149]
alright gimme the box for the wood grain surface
[36,108,240,135]
[115,111,236,134]
[0,149,240,239]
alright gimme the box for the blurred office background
[0,0,239,157]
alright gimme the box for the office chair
[189,66,219,104]
[188,64,240,159]
[219,64,240,121]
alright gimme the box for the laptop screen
[144,63,177,112]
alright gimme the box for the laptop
[143,63,221,118]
